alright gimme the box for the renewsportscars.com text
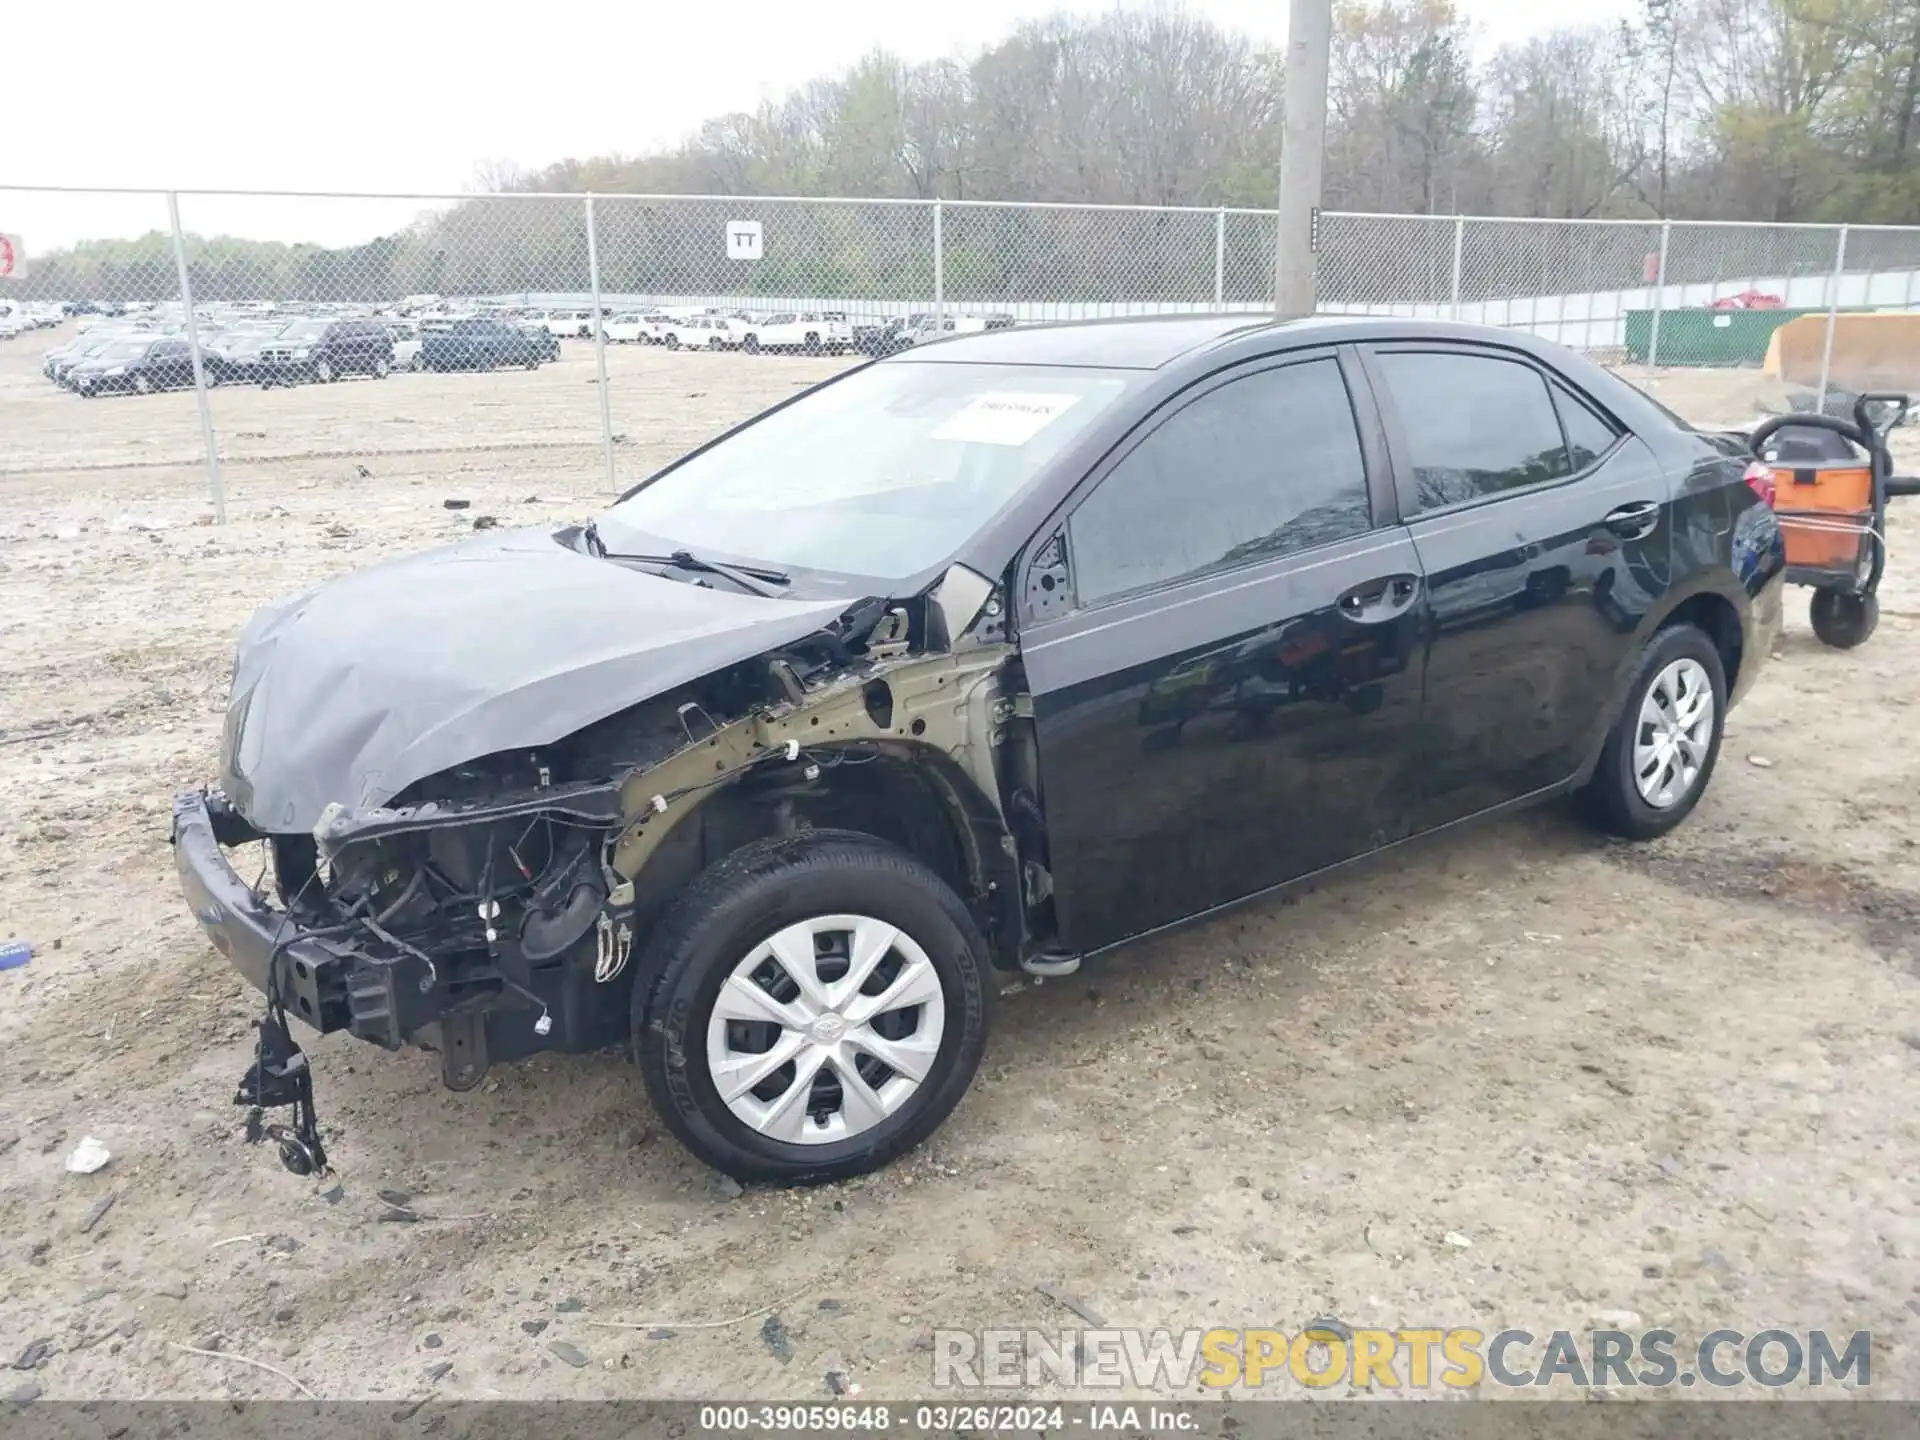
[933,1326,1873,1390]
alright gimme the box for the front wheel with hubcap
[1575,623,1726,841]
[314,357,335,383]
[133,372,153,394]
[1809,587,1878,649]
[372,356,391,379]
[636,831,991,1185]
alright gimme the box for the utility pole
[1275,0,1333,317]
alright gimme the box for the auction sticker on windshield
[932,392,1083,446]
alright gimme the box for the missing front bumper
[169,790,630,1070]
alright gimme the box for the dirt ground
[3,325,1920,1405]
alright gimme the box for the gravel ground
[2,327,1919,1404]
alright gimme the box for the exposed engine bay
[192,565,1042,1177]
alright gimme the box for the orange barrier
[1763,312,1920,391]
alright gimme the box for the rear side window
[1373,351,1572,511]
[1552,381,1621,470]
[1069,358,1373,605]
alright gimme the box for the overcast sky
[5,0,1632,252]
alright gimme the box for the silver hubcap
[706,914,945,1146]
[1634,658,1715,809]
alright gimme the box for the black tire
[635,830,992,1185]
[1809,587,1878,649]
[743,334,760,354]
[524,353,539,370]
[805,332,821,354]
[372,356,391,379]
[665,333,680,350]
[1575,622,1727,841]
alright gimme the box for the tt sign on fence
[5,186,1920,517]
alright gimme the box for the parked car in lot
[542,309,598,339]
[173,315,1785,1186]
[419,316,552,371]
[604,312,650,344]
[204,327,283,386]
[384,320,425,371]
[734,310,855,355]
[46,334,130,383]
[259,318,395,386]
[660,315,738,350]
[72,336,197,396]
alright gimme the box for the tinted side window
[1551,381,1621,471]
[1069,359,1373,605]
[1374,351,1572,511]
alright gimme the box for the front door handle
[1604,501,1662,540]
[1337,574,1421,624]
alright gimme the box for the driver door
[1018,351,1429,954]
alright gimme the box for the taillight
[1743,461,1777,508]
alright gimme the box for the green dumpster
[1623,307,1830,367]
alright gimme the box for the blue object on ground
[0,941,31,971]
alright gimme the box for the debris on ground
[0,941,30,972]
[761,1314,794,1365]
[472,516,498,531]
[440,499,471,510]
[64,1137,111,1175]
[79,1192,117,1234]
[12,1339,52,1371]
[1035,1283,1107,1327]
[1443,1231,1474,1250]
[547,1341,588,1369]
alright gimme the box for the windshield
[97,341,149,360]
[277,320,326,340]
[599,361,1134,584]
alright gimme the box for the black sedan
[70,337,198,396]
[418,317,553,371]
[171,315,1783,1185]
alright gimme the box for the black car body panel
[172,313,1783,1090]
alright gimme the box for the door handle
[1603,501,1662,540]
[1337,574,1421,624]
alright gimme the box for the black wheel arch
[622,741,1024,976]
[1573,579,1745,789]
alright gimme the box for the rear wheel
[1809,587,1878,649]
[315,357,335,383]
[636,831,991,1185]
[1575,623,1726,841]
[665,334,680,350]
[743,334,760,354]
[134,372,153,394]
[805,331,821,354]
[372,356,391,379]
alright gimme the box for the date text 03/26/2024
[697,1406,1196,1433]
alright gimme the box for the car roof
[887,312,1579,371]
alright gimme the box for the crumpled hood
[221,527,855,833]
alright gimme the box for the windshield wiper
[582,522,789,597]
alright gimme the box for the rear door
[1358,343,1673,829]
[1020,350,1428,954]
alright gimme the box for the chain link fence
[6,187,1920,518]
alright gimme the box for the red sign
[0,234,22,280]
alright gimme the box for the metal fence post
[932,200,945,330]
[166,192,225,526]
[1816,224,1849,410]
[1449,215,1465,320]
[1646,219,1672,369]
[584,195,616,494]
[1214,209,1227,311]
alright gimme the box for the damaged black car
[174,315,1783,1183]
